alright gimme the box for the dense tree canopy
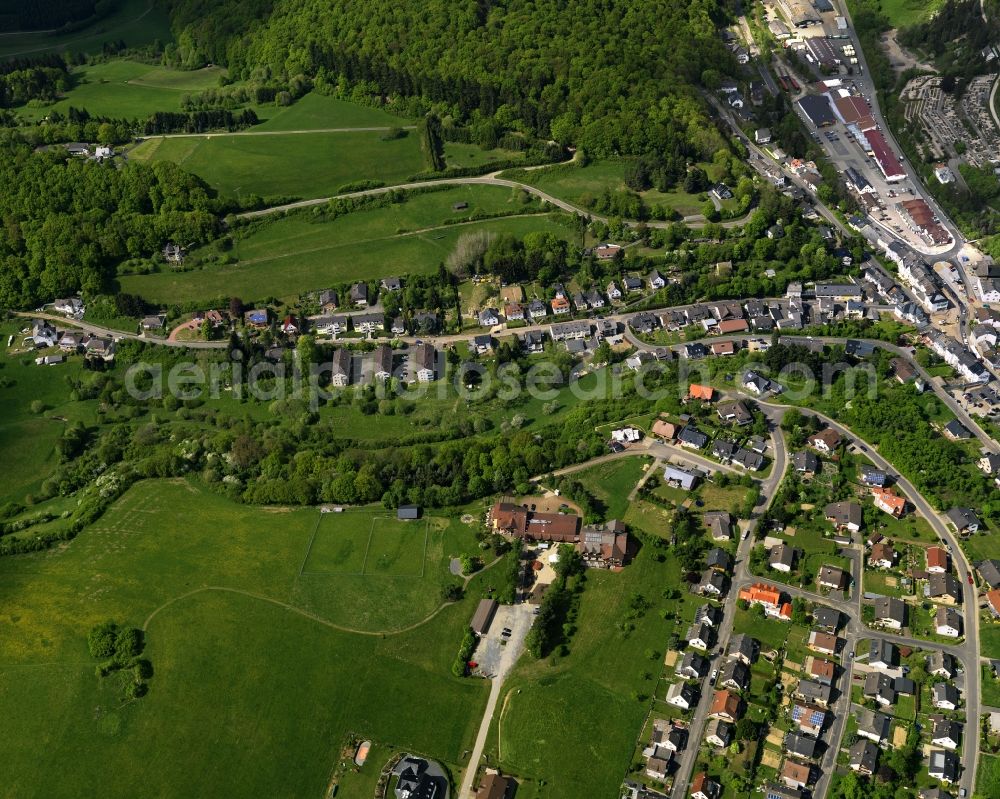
[0,137,222,309]
[164,0,733,157]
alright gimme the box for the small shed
[397,505,421,520]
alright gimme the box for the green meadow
[17,60,226,121]
[0,0,173,59]
[0,479,491,797]
[568,456,652,520]
[254,93,414,131]
[485,549,683,799]
[128,129,427,201]
[119,186,574,304]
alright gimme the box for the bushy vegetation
[87,620,153,700]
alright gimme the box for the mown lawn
[876,0,944,27]
[444,141,526,168]
[569,456,652,520]
[485,550,682,798]
[18,59,225,120]
[0,479,490,798]
[128,128,426,200]
[254,92,414,131]
[978,754,1000,799]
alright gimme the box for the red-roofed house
[689,384,715,402]
[926,546,949,574]
[872,487,906,517]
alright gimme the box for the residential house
[245,308,269,329]
[817,565,847,591]
[932,683,960,711]
[978,560,1000,589]
[874,596,906,630]
[677,651,709,680]
[678,426,709,450]
[927,573,962,605]
[769,543,797,573]
[927,651,956,679]
[354,312,384,335]
[704,719,733,748]
[709,690,743,723]
[764,784,802,799]
[527,299,548,321]
[717,400,752,425]
[685,622,717,652]
[666,681,697,710]
[979,453,1000,476]
[391,317,407,336]
[918,789,954,799]
[649,269,666,290]
[781,761,811,791]
[473,334,494,354]
[691,773,720,799]
[860,466,888,487]
[926,546,949,574]
[652,420,678,441]
[606,281,622,300]
[794,679,832,708]
[350,282,368,307]
[807,631,838,656]
[475,773,513,799]
[645,755,670,781]
[808,428,842,453]
[550,296,571,315]
[706,547,733,573]
[504,302,524,321]
[868,639,898,671]
[791,703,826,736]
[313,315,349,336]
[586,289,606,309]
[58,332,83,351]
[783,732,817,760]
[571,292,588,311]
[380,276,402,292]
[945,507,980,535]
[712,440,737,463]
[688,383,715,402]
[53,297,84,317]
[696,569,727,597]
[864,672,897,706]
[281,314,299,335]
[927,750,958,783]
[412,343,436,382]
[849,739,879,776]
[665,466,700,492]
[718,659,750,691]
[629,313,658,334]
[330,349,352,387]
[704,511,733,541]
[694,603,723,628]
[727,633,758,666]
[931,719,961,751]
[825,501,863,533]
[943,420,971,440]
[519,330,545,353]
[373,345,393,381]
[855,708,891,744]
[742,370,776,395]
[872,487,906,517]
[807,657,835,686]
[478,308,501,327]
[83,336,115,361]
[813,606,841,633]
[623,276,643,293]
[793,451,819,475]
[869,541,896,569]
[318,289,338,313]
[710,340,736,357]
[738,583,792,619]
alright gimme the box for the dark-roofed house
[727,633,758,665]
[475,773,514,799]
[931,718,962,750]
[817,565,847,591]
[808,428,842,453]
[373,344,393,381]
[696,569,727,597]
[685,622,717,651]
[945,507,980,535]
[849,738,879,776]
[855,708,891,743]
[793,451,819,475]
[691,772,720,799]
[927,651,956,679]
[794,679,832,707]
[666,681,698,710]
[784,732,817,759]
[928,573,962,605]
[825,501,862,533]
[860,465,888,487]
[707,547,733,572]
[765,783,802,799]
[718,659,750,691]
[874,596,907,630]
[769,543,797,573]
[695,603,723,628]
[928,749,958,783]
[868,639,898,671]
[813,606,841,633]
[678,426,709,450]
[393,756,440,799]
[397,505,420,521]
[677,651,709,680]
[932,682,959,710]
[978,559,1000,589]
[704,511,734,541]
[704,719,733,748]
[330,348,352,387]
[864,672,896,706]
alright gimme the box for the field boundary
[301,513,430,578]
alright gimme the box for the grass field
[254,93,414,131]
[0,479,490,797]
[17,60,225,120]
[877,0,944,27]
[120,188,573,304]
[444,141,525,169]
[128,128,426,201]
[0,0,173,59]
[977,754,1000,799]
[510,159,723,217]
[486,548,683,798]
[569,456,651,520]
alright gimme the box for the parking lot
[473,603,534,679]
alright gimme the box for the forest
[0,0,115,33]
[0,136,222,309]
[161,0,733,158]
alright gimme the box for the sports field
[128,129,427,201]
[17,60,226,120]
[0,479,490,797]
[119,186,573,304]
[0,0,173,59]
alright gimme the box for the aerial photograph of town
[1,0,1000,798]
